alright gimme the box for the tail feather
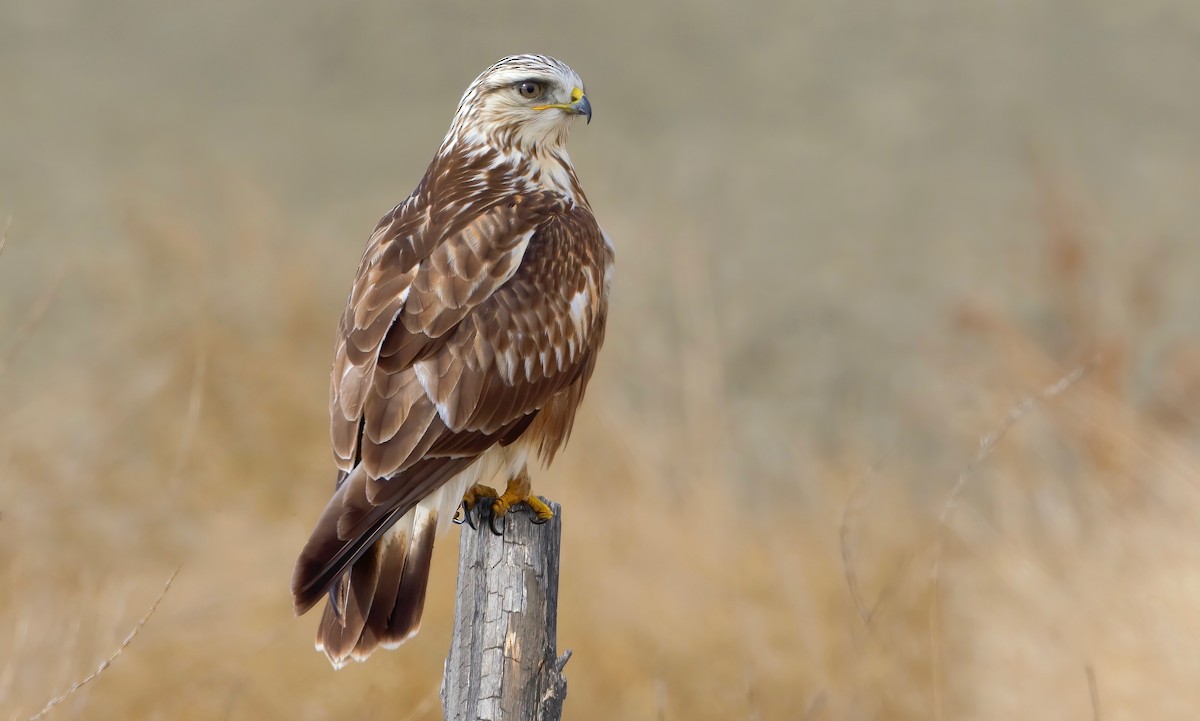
[292,453,476,669]
[362,506,437,652]
[312,506,439,668]
[357,532,409,651]
[383,506,437,646]
[314,540,383,666]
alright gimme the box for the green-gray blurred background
[3,2,1200,719]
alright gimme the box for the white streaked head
[444,54,592,153]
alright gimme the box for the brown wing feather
[449,206,610,433]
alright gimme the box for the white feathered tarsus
[291,54,613,668]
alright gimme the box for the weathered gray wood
[441,498,570,721]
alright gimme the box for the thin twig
[929,360,1096,721]
[1086,665,1100,721]
[28,567,180,721]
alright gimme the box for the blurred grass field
[3,1,1200,719]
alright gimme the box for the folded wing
[292,190,612,637]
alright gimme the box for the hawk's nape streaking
[291,54,613,668]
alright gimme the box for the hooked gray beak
[572,94,592,125]
[536,87,592,124]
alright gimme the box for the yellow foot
[491,471,555,525]
[463,483,499,507]
[453,484,500,525]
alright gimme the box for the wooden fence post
[441,498,571,721]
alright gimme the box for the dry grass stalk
[26,568,179,721]
[1086,665,1100,721]
[838,454,894,628]
[929,360,1096,721]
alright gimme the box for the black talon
[488,507,506,536]
[454,500,479,529]
[530,513,550,525]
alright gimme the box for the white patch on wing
[496,347,519,385]
[412,361,453,425]
[568,288,590,332]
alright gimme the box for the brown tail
[292,457,472,615]
[312,506,438,668]
[292,456,476,667]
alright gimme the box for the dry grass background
[3,1,1200,719]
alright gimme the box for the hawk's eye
[517,81,543,99]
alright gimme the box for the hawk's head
[446,54,591,153]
